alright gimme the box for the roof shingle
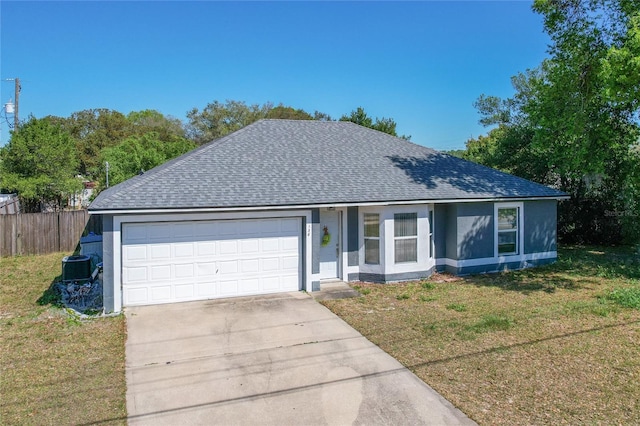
[89,119,566,211]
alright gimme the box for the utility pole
[2,77,20,130]
[14,77,19,129]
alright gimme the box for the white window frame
[494,202,524,258]
[363,213,380,265]
[394,212,418,264]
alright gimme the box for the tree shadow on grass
[37,274,63,308]
[462,245,640,295]
[557,245,640,280]
[464,265,579,295]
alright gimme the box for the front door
[319,210,340,280]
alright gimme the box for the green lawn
[323,246,640,425]
[1,247,638,425]
[0,253,126,425]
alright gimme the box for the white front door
[319,210,340,280]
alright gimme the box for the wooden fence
[0,210,103,257]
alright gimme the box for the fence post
[57,212,61,253]
[16,213,22,255]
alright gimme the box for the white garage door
[122,217,301,306]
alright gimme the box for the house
[69,179,97,209]
[0,193,20,214]
[89,119,568,313]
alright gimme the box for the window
[364,213,380,265]
[497,207,519,255]
[394,213,417,263]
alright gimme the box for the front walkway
[311,279,361,301]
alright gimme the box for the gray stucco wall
[311,208,320,274]
[347,206,359,266]
[456,202,494,260]
[434,204,447,261]
[444,204,458,260]
[524,200,557,254]
[440,202,495,261]
[101,215,115,313]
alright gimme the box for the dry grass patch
[329,246,640,425]
[0,253,126,425]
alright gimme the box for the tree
[339,106,408,138]
[186,100,273,144]
[466,0,640,244]
[0,116,82,212]
[265,105,313,120]
[186,100,335,143]
[340,107,373,128]
[443,149,466,159]
[313,111,333,121]
[127,109,187,141]
[97,132,196,188]
[63,109,132,178]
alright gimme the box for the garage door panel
[125,224,148,242]
[262,257,280,272]
[197,282,217,297]
[175,283,194,299]
[220,279,239,295]
[173,223,194,238]
[262,276,280,291]
[261,239,280,252]
[281,275,299,289]
[150,244,171,260]
[148,224,172,241]
[240,239,259,253]
[150,265,171,280]
[125,266,148,282]
[196,241,216,256]
[122,217,301,306]
[218,260,238,275]
[219,221,238,235]
[150,285,171,301]
[239,278,260,293]
[280,218,300,233]
[175,263,194,278]
[125,246,147,261]
[174,243,194,258]
[239,220,262,234]
[126,287,148,304]
[281,236,299,251]
[282,255,299,270]
[194,222,217,237]
[241,259,259,273]
[197,262,216,277]
[219,240,238,255]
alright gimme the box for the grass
[0,253,126,425]
[322,245,640,425]
[606,287,640,309]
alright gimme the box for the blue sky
[0,1,550,149]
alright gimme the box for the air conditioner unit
[62,255,92,283]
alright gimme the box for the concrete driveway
[125,292,476,425]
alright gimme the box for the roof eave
[88,195,569,215]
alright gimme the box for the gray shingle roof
[89,119,567,211]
